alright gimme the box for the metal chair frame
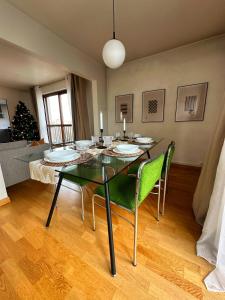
[92,155,163,266]
[160,141,175,215]
[52,175,85,221]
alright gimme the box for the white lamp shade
[102,39,126,69]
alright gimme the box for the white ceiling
[0,39,68,90]
[8,0,225,62]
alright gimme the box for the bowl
[136,137,153,144]
[116,144,139,153]
[76,140,92,150]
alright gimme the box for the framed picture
[142,89,165,122]
[175,82,208,122]
[0,99,10,129]
[115,94,133,123]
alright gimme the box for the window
[43,90,73,146]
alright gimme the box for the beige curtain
[70,74,91,140]
[193,93,225,225]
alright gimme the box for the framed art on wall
[175,82,208,122]
[0,99,10,129]
[115,94,133,123]
[142,89,165,122]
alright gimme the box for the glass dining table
[16,138,162,276]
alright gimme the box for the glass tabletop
[16,151,45,163]
[60,139,161,185]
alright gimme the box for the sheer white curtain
[197,139,225,292]
[34,86,48,142]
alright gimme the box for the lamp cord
[113,0,116,39]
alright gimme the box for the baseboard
[172,162,201,171]
[0,196,11,207]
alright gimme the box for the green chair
[128,141,175,216]
[92,153,164,266]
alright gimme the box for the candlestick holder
[97,129,107,149]
[121,130,128,141]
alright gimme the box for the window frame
[43,89,73,146]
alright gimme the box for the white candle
[123,118,126,131]
[120,112,123,121]
[100,111,103,130]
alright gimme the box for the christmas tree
[11,101,40,141]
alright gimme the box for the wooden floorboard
[0,165,223,299]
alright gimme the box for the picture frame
[175,82,208,122]
[142,89,165,122]
[0,99,10,129]
[115,94,133,123]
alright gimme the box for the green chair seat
[62,173,89,186]
[94,174,137,211]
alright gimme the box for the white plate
[44,150,80,163]
[113,148,140,155]
[116,144,139,153]
[44,153,80,163]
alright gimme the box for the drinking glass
[128,132,134,140]
[103,136,113,147]
[91,136,99,146]
[115,132,121,140]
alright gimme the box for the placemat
[40,153,93,167]
[102,148,144,158]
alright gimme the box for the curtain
[193,94,225,225]
[69,73,91,140]
[34,86,49,143]
[197,139,225,292]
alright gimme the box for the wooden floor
[0,165,223,299]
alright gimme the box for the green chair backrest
[162,141,175,176]
[137,153,165,204]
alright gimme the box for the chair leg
[92,194,96,231]
[133,206,138,266]
[157,180,161,221]
[79,186,85,221]
[162,177,167,216]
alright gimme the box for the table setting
[27,134,156,185]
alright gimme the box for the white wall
[107,36,225,166]
[0,0,107,134]
[0,85,35,121]
[41,79,66,95]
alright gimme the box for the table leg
[147,150,151,159]
[104,180,116,276]
[46,173,63,227]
